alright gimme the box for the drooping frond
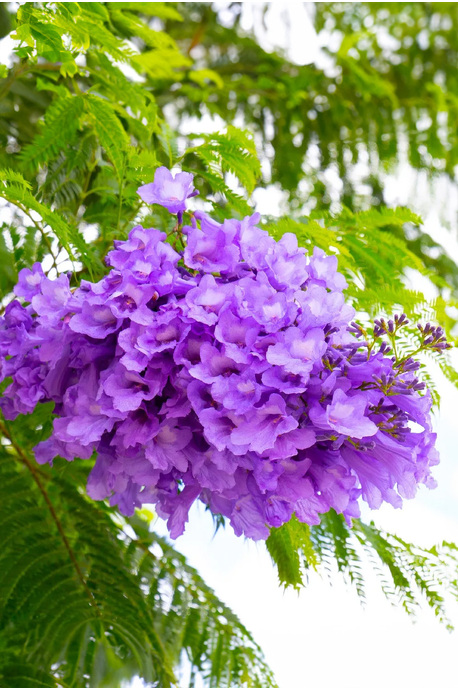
[266,510,458,630]
[0,410,275,688]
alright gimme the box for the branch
[0,417,101,616]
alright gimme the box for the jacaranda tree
[0,3,457,688]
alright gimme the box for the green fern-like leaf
[266,516,318,588]
[189,127,261,195]
[0,176,98,274]
[20,94,84,168]
[0,413,276,688]
[267,510,457,629]
[85,95,130,181]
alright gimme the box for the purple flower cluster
[0,168,441,540]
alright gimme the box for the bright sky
[2,4,458,688]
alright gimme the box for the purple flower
[195,462,236,492]
[0,361,47,417]
[116,407,160,448]
[135,307,185,356]
[296,284,354,331]
[107,278,158,325]
[263,427,316,461]
[341,445,402,509]
[31,273,72,324]
[0,300,34,361]
[214,307,259,349]
[14,263,46,301]
[184,213,240,273]
[189,343,239,384]
[236,272,296,332]
[185,274,232,326]
[266,327,327,378]
[231,494,270,540]
[211,371,262,413]
[198,407,250,456]
[325,389,378,439]
[230,394,298,454]
[265,232,308,290]
[145,422,192,473]
[156,484,201,539]
[70,302,121,339]
[100,364,164,413]
[107,226,174,270]
[235,213,273,270]
[308,247,347,292]
[87,451,116,500]
[0,166,441,543]
[137,167,195,214]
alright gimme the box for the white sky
[2,4,458,688]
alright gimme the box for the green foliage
[20,94,85,168]
[130,523,277,688]
[267,206,431,311]
[267,510,458,630]
[161,2,458,296]
[85,95,130,182]
[166,3,458,205]
[190,126,261,194]
[181,126,262,217]
[0,414,275,688]
[266,516,318,588]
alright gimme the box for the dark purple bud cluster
[0,167,443,540]
[374,313,409,337]
[348,322,365,338]
[417,323,451,352]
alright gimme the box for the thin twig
[115,154,127,239]
[0,61,62,100]
[10,200,61,274]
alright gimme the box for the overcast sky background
[2,3,458,688]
